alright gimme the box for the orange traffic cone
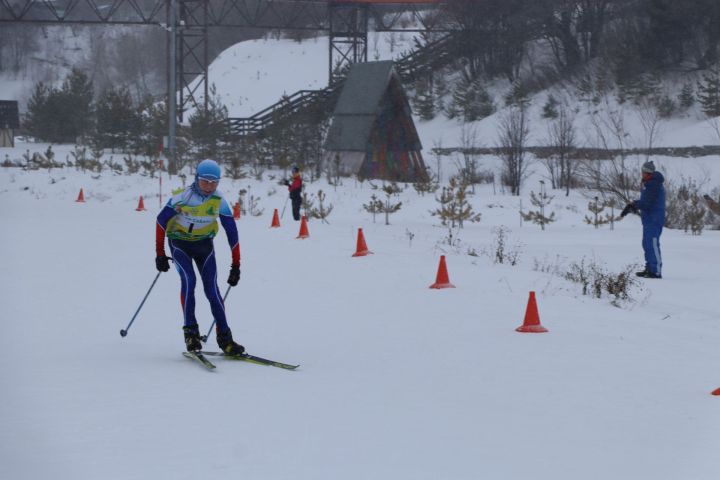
[352,228,373,257]
[712,387,720,396]
[75,188,85,203]
[516,291,548,333]
[296,215,309,239]
[429,255,455,289]
[233,202,241,220]
[270,208,280,228]
[135,196,146,211]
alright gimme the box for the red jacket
[288,174,302,199]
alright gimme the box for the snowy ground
[2,26,720,480]
[1,159,719,480]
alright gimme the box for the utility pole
[168,0,178,174]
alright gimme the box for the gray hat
[641,161,656,173]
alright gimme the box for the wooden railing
[226,32,460,137]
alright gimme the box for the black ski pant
[291,195,302,221]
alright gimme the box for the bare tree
[455,122,482,193]
[0,24,37,73]
[497,104,531,196]
[707,116,720,143]
[636,98,664,160]
[432,138,444,183]
[579,99,637,203]
[543,105,577,196]
[541,0,614,72]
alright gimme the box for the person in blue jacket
[155,159,245,354]
[621,161,666,279]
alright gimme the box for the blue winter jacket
[633,171,666,226]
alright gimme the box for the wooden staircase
[226,33,460,137]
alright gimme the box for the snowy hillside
[1,156,719,479]
[189,32,418,118]
[196,34,720,151]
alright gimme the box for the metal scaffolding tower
[1,0,446,167]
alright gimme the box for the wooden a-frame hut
[324,61,428,182]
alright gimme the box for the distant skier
[620,160,666,279]
[283,165,303,221]
[155,159,245,354]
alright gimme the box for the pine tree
[678,82,695,110]
[449,76,494,122]
[521,181,556,230]
[430,176,481,228]
[584,196,620,228]
[542,94,559,119]
[379,182,403,226]
[25,82,52,141]
[412,175,439,196]
[95,86,142,151]
[189,85,228,159]
[59,69,95,143]
[138,96,167,157]
[308,190,334,224]
[362,194,383,223]
[413,76,436,120]
[683,193,706,235]
[697,67,720,117]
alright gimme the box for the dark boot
[183,325,202,352]
[636,269,662,279]
[216,329,245,356]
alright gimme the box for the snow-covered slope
[1,160,719,479]
[196,34,720,151]
[190,32,418,118]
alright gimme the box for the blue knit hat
[196,159,221,181]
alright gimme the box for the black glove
[156,255,170,272]
[620,203,636,218]
[228,264,240,286]
[283,179,290,186]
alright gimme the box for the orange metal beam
[330,1,442,4]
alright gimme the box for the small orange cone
[296,215,309,239]
[75,188,85,203]
[712,388,720,396]
[429,255,455,289]
[233,202,241,220]
[516,291,548,333]
[270,208,280,228]
[135,196,146,211]
[352,228,373,257]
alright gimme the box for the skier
[283,165,303,221]
[621,160,666,279]
[155,159,245,354]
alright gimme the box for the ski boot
[636,269,662,279]
[183,325,203,352]
[216,329,245,356]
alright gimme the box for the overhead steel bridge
[2,1,447,114]
[2,1,448,164]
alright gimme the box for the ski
[201,351,299,370]
[182,351,216,370]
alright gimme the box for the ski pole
[201,285,233,342]
[120,271,162,337]
[280,195,289,219]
